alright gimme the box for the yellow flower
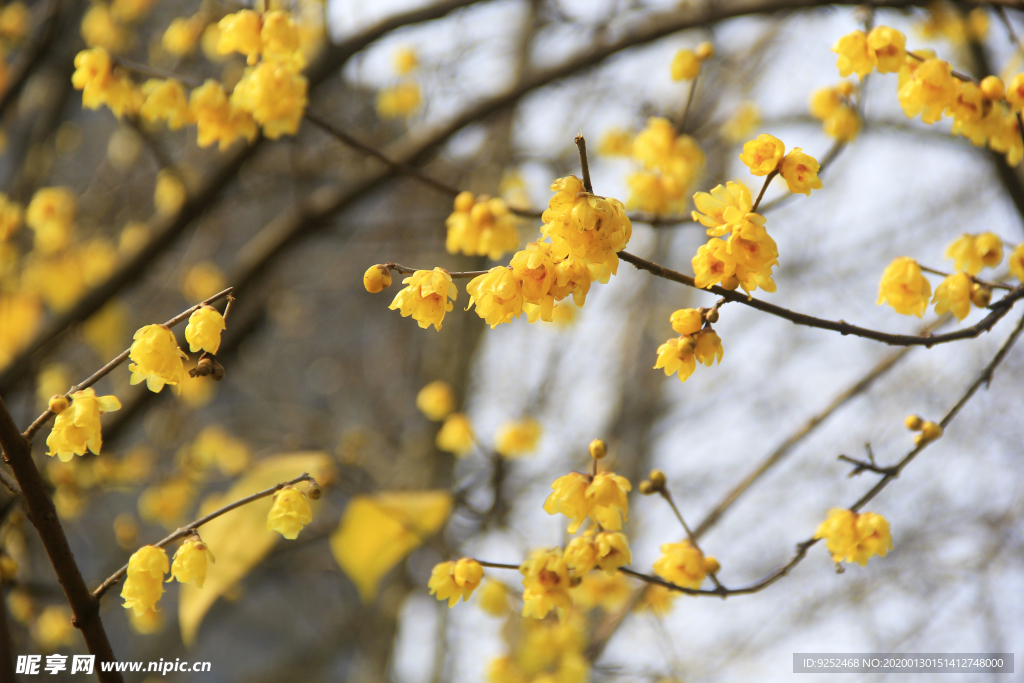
[692,238,736,290]
[162,17,204,57]
[363,264,392,293]
[217,10,262,65]
[184,305,226,354]
[626,171,676,216]
[779,148,823,196]
[832,30,874,79]
[389,267,457,331]
[670,308,703,336]
[693,328,723,367]
[946,232,1003,274]
[25,187,75,255]
[520,548,572,619]
[110,0,155,23]
[690,181,751,236]
[635,584,677,616]
[187,425,249,475]
[71,46,138,117]
[169,537,215,588]
[725,214,778,294]
[947,81,984,125]
[476,579,509,616]
[866,26,906,73]
[121,546,169,616]
[267,487,313,540]
[823,105,861,142]
[549,259,592,313]
[154,170,186,216]
[1009,243,1024,281]
[720,101,760,143]
[563,530,599,574]
[496,418,541,458]
[571,571,632,612]
[587,472,631,531]
[739,133,785,175]
[594,531,631,573]
[33,605,76,649]
[445,193,519,260]
[429,558,484,607]
[810,86,842,120]
[45,388,121,462]
[813,508,893,566]
[980,75,1005,101]
[188,79,258,151]
[81,5,128,53]
[139,79,189,130]
[231,62,308,139]
[670,49,700,81]
[260,11,304,69]
[543,472,591,533]
[416,380,455,421]
[898,58,957,124]
[932,272,973,321]
[392,46,418,75]
[466,267,525,328]
[128,324,188,393]
[376,81,421,118]
[181,261,226,303]
[652,540,707,589]
[0,2,29,42]
[598,127,633,156]
[138,478,194,529]
[1007,73,1024,111]
[436,413,474,457]
[877,257,932,317]
[654,336,697,383]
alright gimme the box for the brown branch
[751,170,778,213]
[383,262,494,279]
[575,134,593,194]
[21,287,234,442]
[93,473,318,600]
[0,397,124,681]
[617,250,1024,347]
[918,264,1013,291]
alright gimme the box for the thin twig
[751,170,778,213]
[384,263,495,279]
[575,134,593,194]
[678,72,699,132]
[21,287,234,441]
[659,488,724,590]
[906,51,974,82]
[92,473,318,600]
[918,264,1013,291]
[617,250,1024,347]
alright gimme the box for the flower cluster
[809,80,861,142]
[445,191,520,261]
[129,324,188,393]
[652,540,718,589]
[625,117,707,216]
[487,611,589,683]
[45,389,122,462]
[428,558,484,607]
[833,25,1023,165]
[377,46,421,118]
[814,509,893,566]
[388,267,458,331]
[653,307,723,384]
[121,546,169,617]
[670,41,714,81]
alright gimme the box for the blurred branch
[0,0,62,121]
[92,472,319,600]
[0,396,124,681]
[618,250,1024,347]
[21,287,234,441]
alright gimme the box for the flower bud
[306,481,322,500]
[836,80,856,97]
[638,480,655,495]
[363,264,392,293]
[720,274,740,290]
[970,282,992,308]
[703,555,720,574]
[704,306,719,323]
[904,414,923,431]
[649,469,666,489]
[980,75,1005,100]
[48,395,69,414]
[589,439,607,460]
[915,420,943,445]
[695,41,714,60]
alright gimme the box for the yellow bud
[48,395,69,414]
[703,555,720,574]
[704,306,719,323]
[453,190,475,213]
[836,80,856,97]
[695,41,714,60]
[970,282,992,308]
[904,414,923,431]
[638,480,655,495]
[981,75,1005,100]
[917,421,943,444]
[363,264,392,293]
[589,439,607,460]
[720,274,740,290]
[649,469,666,489]
[306,481,322,500]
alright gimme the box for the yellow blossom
[169,537,215,588]
[866,26,906,73]
[563,530,599,574]
[217,10,261,64]
[948,81,985,125]
[129,324,187,393]
[186,425,249,475]
[690,181,751,236]
[635,584,677,616]
[445,193,519,260]
[121,546,169,616]
[0,193,22,240]
[587,472,631,531]
[692,238,736,290]
[45,388,121,462]
[363,264,392,293]
[496,418,541,458]
[81,5,128,53]
[188,79,258,151]
[813,508,893,566]
[670,49,700,81]
[877,257,932,317]
[181,261,226,303]
[267,487,313,539]
[231,62,307,138]
[25,187,75,255]
[932,272,973,321]
[725,213,778,294]
[429,558,484,607]
[739,133,785,175]
[476,580,509,616]
[652,540,707,589]
[393,46,418,75]
[779,148,823,196]
[567,530,630,574]
[670,308,703,336]
[721,101,760,143]
[946,232,1003,274]
[261,11,304,68]
[980,75,1004,101]
[140,79,189,130]
[520,548,572,619]
[1007,74,1024,111]
[693,328,723,367]
[138,478,194,528]
[184,305,226,354]
[162,16,204,57]
[466,267,525,328]
[154,170,186,216]
[33,605,76,649]
[1009,243,1024,280]
[416,380,455,421]
[654,336,697,383]
[810,86,842,120]
[832,30,874,79]
[543,472,591,533]
[0,2,29,42]
[376,81,421,118]
[571,571,632,612]
[389,267,458,331]
[72,47,139,118]
[823,105,861,142]
[630,118,706,196]
[436,413,475,457]
[598,127,633,156]
[898,58,957,124]
[111,0,155,23]
[916,420,943,445]
[626,171,678,216]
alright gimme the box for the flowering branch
[618,250,1024,347]
[917,264,1012,291]
[92,473,319,600]
[383,263,498,279]
[20,287,234,442]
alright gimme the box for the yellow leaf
[331,491,452,603]
[178,452,334,647]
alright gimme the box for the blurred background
[1,0,1023,681]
